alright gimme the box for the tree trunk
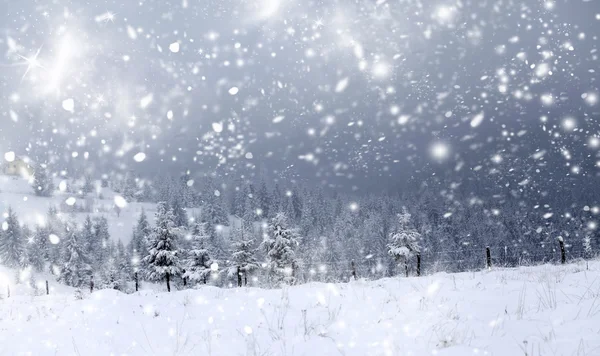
[166,272,171,292]
[244,272,248,286]
[134,272,139,292]
[237,266,242,287]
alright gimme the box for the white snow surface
[1,261,599,355]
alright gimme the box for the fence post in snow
[558,237,566,264]
[416,254,421,276]
[46,280,49,295]
[351,261,357,280]
[486,247,492,269]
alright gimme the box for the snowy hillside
[0,174,157,244]
[1,260,599,355]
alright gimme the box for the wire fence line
[284,241,596,284]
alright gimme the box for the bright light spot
[430,142,450,161]
[540,93,554,106]
[589,137,600,148]
[244,326,253,334]
[492,154,503,164]
[59,180,67,192]
[434,5,457,23]
[133,152,146,162]
[169,42,180,53]
[65,197,76,206]
[535,63,551,78]
[62,98,75,113]
[1,222,7,231]
[114,195,128,208]
[212,122,223,133]
[228,87,239,95]
[349,202,359,212]
[49,234,60,244]
[470,112,485,128]
[140,93,153,109]
[256,0,281,19]
[272,115,285,123]
[562,117,577,131]
[588,221,598,230]
[210,262,219,271]
[4,152,15,162]
[371,61,391,79]
[583,92,598,106]
[245,152,253,159]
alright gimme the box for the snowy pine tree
[0,208,25,268]
[230,227,258,286]
[32,163,54,197]
[387,208,421,277]
[182,222,213,285]
[143,202,181,292]
[58,223,92,287]
[129,209,151,276]
[93,217,111,270]
[262,212,301,285]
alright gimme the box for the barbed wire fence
[277,238,596,285]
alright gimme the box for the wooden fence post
[416,254,421,277]
[558,237,566,264]
[351,261,357,280]
[486,247,492,269]
[46,280,49,295]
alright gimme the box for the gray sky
[0,0,598,194]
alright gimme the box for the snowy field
[1,261,599,355]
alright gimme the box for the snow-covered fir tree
[143,202,181,292]
[387,208,421,277]
[58,223,92,287]
[182,222,213,284]
[32,163,54,197]
[129,209,151,276]
[263,212,301,285]
[93,217,110,270]
[229,227,258,286]
[0,207,25,268]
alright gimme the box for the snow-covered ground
[0,174,155,244]
[1,260,599,355]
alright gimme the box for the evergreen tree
[171,198,189,228]
[82,174,95,196]
[182,222,213,284]
[122,172,138,202]
[93,217,110,269]
[387,208,421,277]
[58,223,92,287]
[257,181,270,219]
[0,207,25,268]
[32,163,54,197]
[129,209,151,275]
[229,228,258,286]
[143,202,181,292]
[25,225,45,272]
[262,212,301,285]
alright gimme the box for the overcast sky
[0,0,598,194]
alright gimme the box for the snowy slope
[1,260,599,355]
[0,174,157,244]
